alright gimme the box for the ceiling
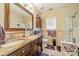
[32,3,69,14]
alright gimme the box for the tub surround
[61,41,79,56]
[0,34,43,56]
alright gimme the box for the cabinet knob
[22,51,25,53]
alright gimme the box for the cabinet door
[37,36,43,55]
[29,40,38,56]
[29,46,37,56]
[21,43,30,56]
[38,37,42,47]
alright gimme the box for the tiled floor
[42,47,61,56]
[41,39,61,56]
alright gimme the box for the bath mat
[45,45,61,52]
[45,45,55,50]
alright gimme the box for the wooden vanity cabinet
[7,43,30,56]
[29,39,38,56]
[37,36,43,55]
[7,36,43,56]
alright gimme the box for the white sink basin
[0,40,24,47]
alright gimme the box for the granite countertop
[0,34,42,56]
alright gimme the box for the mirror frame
[4,3,33,31]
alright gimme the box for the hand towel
[0,24,6,44]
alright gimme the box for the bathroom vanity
[8,36,42,56]
[0,34,43,56]
[0,3,43,56]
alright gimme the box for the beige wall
[41,4,79,46]
[0,4,4,28]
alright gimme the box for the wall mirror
[4,3,33,31]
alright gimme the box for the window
[46,17,56,30]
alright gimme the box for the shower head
[72,12,78,18]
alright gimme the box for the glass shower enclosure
[62,11,79,45]
[61,11,79,56]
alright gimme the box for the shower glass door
[62,12,79,44]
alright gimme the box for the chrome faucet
[7,33,15,41]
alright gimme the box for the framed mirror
[4,3,33,31]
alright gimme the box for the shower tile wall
[62,15,70,42]
[73,13,79,44]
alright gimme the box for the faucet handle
[7,33,15,41]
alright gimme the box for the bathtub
[61,41,79,56]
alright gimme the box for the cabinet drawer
[29,49,37,56]
[31,50,37,56]
[8,43,30,56]
[8,49,24,56]
[22,43,30,51]
[22,50,29,56]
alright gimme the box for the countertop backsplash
[5,31,25,42]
